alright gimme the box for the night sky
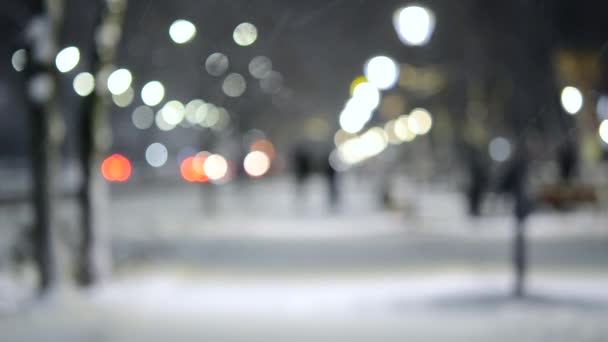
[1,0,608,158]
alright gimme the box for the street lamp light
[393,5,435,46]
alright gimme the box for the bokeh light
[244,151,271,178]
[205,53,229,77]
[489,137,512,162]
[599,120,608,144]
[393,6,436,46]
[349,76,368,96]
[161,100,185,125]
[169,19,197,44]
[112,87,134,107]
[155,108,176,131]
[561,86,583,115]
[141,81,165,107]
[222,73,247,97]
[203,154,228,181]
[55,46,80,73]
[408,108,433,135]
[364,56,399,90]
[107,68,132,95]
[334,129,355,147]
[249,56,272,79]
[233,22,258,46]
[73,72,95,97]
[145,142,168,168]
[180,156,208,183]
[132,105,155,130]
[339,98,374,134]
[213,107,231,131]
[11,49,27,72]
[384,120,401,144]
[250,139,276,160]
[101,154,131,182]
[185,99,205,124]
[394,115,416,142]
[201,105,220,127]
[352,82,381,110]
[337,127,388,165]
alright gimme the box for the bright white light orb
[141,81,165,107]
[233,22,258,46]
[55,46,80,73]
[364,56,399,90]
[73,72,95,97]
[161,100,185,125]
[204,154,228,181]
[146,143,168,168]
[599,120,608,144]
[107,68,132,95]
[489,137,512,162]
[244,151,271,178]
[393,6,435,46]
[339,98,374,134]
[561,86,583,115]
[352,82,381,111]
[169,19,197,44]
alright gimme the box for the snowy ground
[1,176,608,340]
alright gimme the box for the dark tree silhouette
[76,0,128,286]
[23,0,65,294]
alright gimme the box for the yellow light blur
[384,120,401,144]
[337,127,388,165]
[394,115,416,142]
[349,76,367,96]
[408,108,433,135]
[112,87,134,107]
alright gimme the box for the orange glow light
[101,154,131,182]
[180,156,209,183]
[250,139,276,161]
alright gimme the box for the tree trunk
[513,219,527,297]
[24,0,65,294]
[76,0,128,286]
